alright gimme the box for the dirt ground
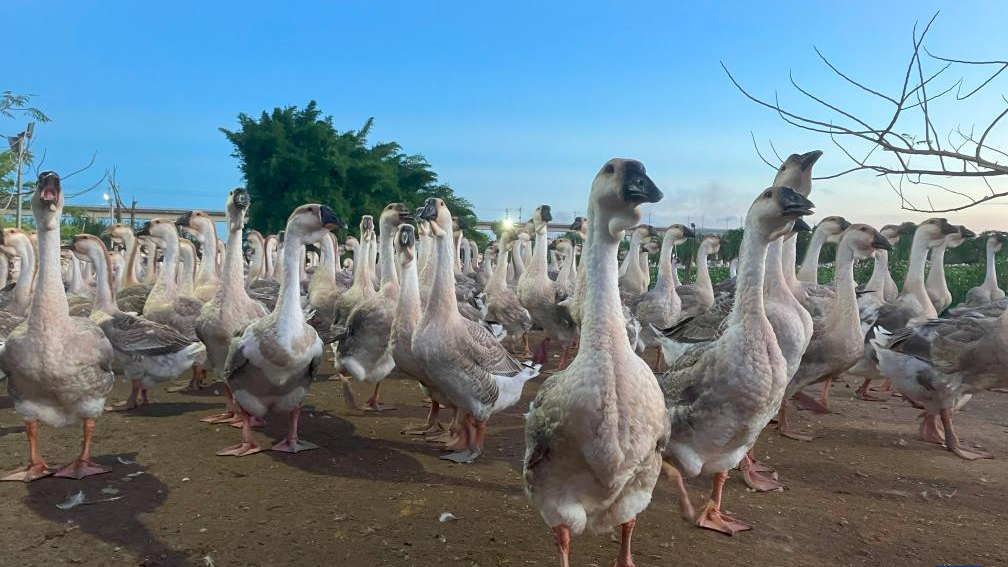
[1,338,1006,567]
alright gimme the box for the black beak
[398,210,414,223]
[778,187,815,217]
[793,218,813,233]
[958,226,976,238]
[682,226,696,238]
[415,207,426,221]
[419,198,438,221]
[175,211,194,227]
[361,216,374,232]
[540,205,552,222]
[937,218,958,235]
[136,222,152,237]
[799,150,823,171]
[548,239,557,250]
[398,225,416,249]
[319,206,346,230]
[232,188,250,209]
[569,217,583,230]
[60,241,74,251]
[871,232,893,251]
[839,218,852,230]
[623,174,663,204]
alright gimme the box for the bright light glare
[102,193,110,201]
[501,218,514,229]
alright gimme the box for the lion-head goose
[484,230,533,355]
[177,210,221,302]
[70,234,204,411]
[0,172,115,481]
[194,189,270,424]
[926,225,974,314]
[656,186,814,535]
[334,203,412,411]
[412,197,539,464]
[518,205,578,369]
[797,216,851,284]
[960,231,1006,308]
[777,224,893,439]
[217,204,345,457]
[523,159,667,567]
[873,303,1008,459]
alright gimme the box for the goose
[776,224,893,438]
[775,151,829,315]
[797,216,851,284]
[105,223,143,287]
[873,304,1008,460]
[630,224,694,356]
[926,225,973,314]
[657,186,815,535]
[333,237,355,291]
[617,224,652,295]
[108,248,126,293]
[0,172,115,481]
[882,223,915,302]
[847,218,960,407]
[176,210,221,302]
[512,230,530,284]
[246,230,266,284]
[137,218,209,391]
[857,224,905,316]
[333,203,412,411]
[551,237,577,299]
[558,217,588,326]
[177,239,198,297]
[524,159,667,567]
[518,205,578,369]
[306,232,342,329]
[412,197,540,464]
[484,230,533,355]
[960,231,1006,308]
[69,234,205,411]
[194,189,270,425]
[676,234,721,318]
[0,228,36,316]
[263,234,279,281]
[332,216,376,328]
[389,224,454,436]
[217,204,346,456]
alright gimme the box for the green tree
[221,101,485,247]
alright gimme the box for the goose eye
[763,191,772,198]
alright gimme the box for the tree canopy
[221,101,484,246]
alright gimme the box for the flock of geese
[0,155,1005,566]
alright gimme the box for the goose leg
[939,408,993,460]
[402,400,444,435]
[818,376,832,410]
[918,411,946,445]
[776,404,814,442]
[791,390,830,414]
[427,408,459,444]
[271,406,318,453]
[201,386,240,423]
[107,379,142,411]
[661,461,695,521]
[738,452,785,492]
[2,421,56,482]
[532,336,551,366]
[855,379,888,402]
[441,415,481,463]
[613,518,637,567]
[54,418,111,479]
[363,382,396,412]
[216,409,263,456]
[696,471,751,535]
[552,524,571,567]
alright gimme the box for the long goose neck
[248,243,264,280]
[123,233,142,286]
[353,238,374,289]
[865,250,888,302]
[396,257,420,329]
[580,207,631,354]
[782,236,801,292]
[619,232,641,275]
[763,239,790,301]
[274,235,307,343]
[512,241,527,278]
[195,224,219,288]
[13,241,35,311]
[423,229,460,321]
[378,225,399,290]
[654,237,676,291]
[29,221,70,327]
[89,247,119,315]
[731,225,770,329]
[926,244,948,293]
[221,222,253,304]
[984,243,998,288]
[830,243,859,322]
[144,243,158,285]
[488,245,510,291]
[529,226,548,276]
[152,237,179,299]
[557,247,574,285]
[904,236,936,317]
[695,245,712,293]
[798,230,828,283]
[320,235,336,271]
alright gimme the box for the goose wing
[101,312,194,356]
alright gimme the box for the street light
[7,122,34,228]
[102,192,113,221]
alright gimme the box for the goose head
[839,224,892,260]
[69,233,113,273]
[569,216,588,242]
[102,222,135,246]
[285,204,346,245]
[643,239,661,255]
[879,224,904,247]
[663,224,695,246]
[944,225,975,249]
[394,224,417,266]
[359,215,376,243]
[590,159,663,240]
[342,258,354,271]
[816,216,851,244]
[0,227,32,257]
[418,197,454,238]
[772,150,822,196]
[747,186,816,240]
[986,231,1006,254]
[343,236,360,254]
[135,218,180,248]
[415,207,429,237]
[380,203,413,233]
[552,237,573,256]
[33,171,64,228]
[532,205,552,233]
[912,218,960,250]
[225,188,250,231]
[699,234,722,255]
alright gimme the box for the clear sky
[5,0,1007,231]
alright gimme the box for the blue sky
[6,0,1007,230]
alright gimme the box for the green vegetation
[221,102,486,247]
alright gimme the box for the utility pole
[8,122,34,229]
